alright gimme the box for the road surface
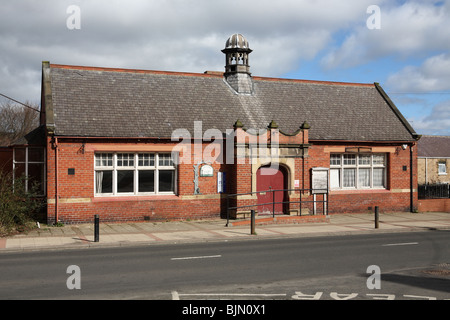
[0,230,448,300]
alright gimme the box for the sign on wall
[217,172,226,193]
[311,167,329,194]
[200,164,214,177]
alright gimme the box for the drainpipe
[54,137,59,224]
[410,143,414,212]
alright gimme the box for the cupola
[222,34,253,94]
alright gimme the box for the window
[438,162,447,175]
[330,153,386,190]
[95,153,113,194]
[13,147,46,196]
[95,153,177,196]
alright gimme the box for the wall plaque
[200,164,214,177]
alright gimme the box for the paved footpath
[1,212,449,252]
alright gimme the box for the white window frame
[94,152,177,196]
[330,153,386,190]
[13,146,46,196]
[438,162,447,175]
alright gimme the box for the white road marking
[403,295,437,300]
[170,255,222,261]
[171,291,286,300]
[171,291,180,300]
[382,242,419,247]
[171,291,446,300]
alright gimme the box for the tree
[0,101,40,146]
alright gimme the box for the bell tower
[222,34,253,94]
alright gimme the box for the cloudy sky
[1,0,449,135]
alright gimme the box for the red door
[256,165,286,215]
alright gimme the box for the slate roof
[418,135,450,158]
[43,63,418,142]
[11,125,46,146]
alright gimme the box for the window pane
[330,169,340,189]
[117,170,134,193]
[359,168,370,187]
[14,163,26,192]
[373,154,385,166]
[28,148,44,162]
[438,163,446,174]
[358,155,370,165]
[159,170,174,192]
[373,168,385,187]
[343,154,356,165]
[96,170,113,194]
[159,153,173,167]
[95,153,112,167]
[138,170,154,192]
[330,154,341,166]
[138,154,155,167]
[343,169,356,187]
[14,163,26,178]
[28,163,45,194]
[117,154,134,167]
[14,148,26,163]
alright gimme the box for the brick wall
[418,199,450,213]
[307,142,417,214]
[45,136,418,224]
[46,137,229,224]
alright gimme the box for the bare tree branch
[0,102,40,146]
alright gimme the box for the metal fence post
[271,188,275,218]
[374,206,379,229]
[251,209,256,235]
[226,196,230,227]
[94,214,100,242]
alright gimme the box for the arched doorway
[256,164,288,215]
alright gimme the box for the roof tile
[48,65,416,142]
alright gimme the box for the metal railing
[418,183,450,199]
[226,188,328,226]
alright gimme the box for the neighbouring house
[417,135,450,213]
[3,34,420,224]
[417,135,450,185]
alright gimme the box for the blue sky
[0,0,449,136]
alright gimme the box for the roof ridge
[49,64,223,78]
[50,63,374,87]
[252,76,374,87]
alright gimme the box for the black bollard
[374,206,379,229]
[251,210,256,235]
[94,214,100,242]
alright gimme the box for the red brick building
[15,34,420,224]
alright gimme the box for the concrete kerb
[1,212,449,253]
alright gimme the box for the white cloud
[387,53,450,136]
[321,1,450,69]
[409,100,450,135]
[386,53,450,92]
[0,0,378,103]
[1,0,448,137]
